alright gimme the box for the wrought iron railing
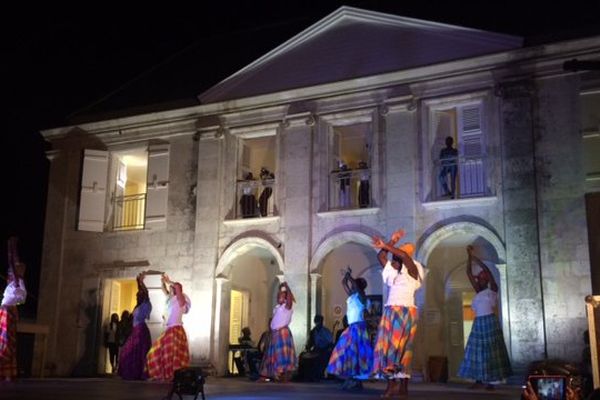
[434,156,485,200]
[329,168,371,210]
[236,179,276,219]
[112,193,146,231]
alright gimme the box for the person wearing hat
[371,229,424,398]
[458,245,512,390]
[146,274,191,381]
[0,237,26,381]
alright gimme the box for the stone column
[498,81,546,370]
[309,273,322,322]
[212,276,231,375]
[535,75,591,361]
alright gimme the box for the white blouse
[1,278,26,307]
[382,260,424,308]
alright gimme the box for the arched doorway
[415,222,508,381]
[213,237,284,375]
[310,231,381,339]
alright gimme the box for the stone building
[37,7,600,379]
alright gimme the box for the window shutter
[145,143,170,230]
[457,104,485,197]
[78,149,109,232]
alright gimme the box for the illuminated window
[424,99,487,202]
[77,143,170,232]
[236,135,277,219]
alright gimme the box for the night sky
[2,1,600,318]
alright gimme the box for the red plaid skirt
[0,306,18,379]
[146,325,190,381]
[259,326,296,378]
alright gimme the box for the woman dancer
[146,274,191,381]
[326,267,373,391]
[458,245,511,389]
[259,282,297,382]
[372,229,424,398]
[0,237,26,381]
[118,272,152,380]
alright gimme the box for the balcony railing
[236,179,275,219]
[434,156,485,200]
[112,193,146,231]
[329,168,371,210]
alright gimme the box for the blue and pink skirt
[326,321,373,380]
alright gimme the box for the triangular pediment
[198,6,522,104]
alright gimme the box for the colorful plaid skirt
[0,306,18,379]
[259,326,296,378]
[146,325,190,381]
[458,313,512,382]
[372,306,418,379]
[326,321,373,379]
[118,323,152,380]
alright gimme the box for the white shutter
[457,104,485,197]
[78,149,109,232]
[145,143,170,230]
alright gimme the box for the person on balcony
[371,229,424,398]
[327,268,373,391]
[259,282,297,382]
[438,136,458,199]
[0,237,26,381]
[239,172,258,218]
[146,274,191,381]
[357,160,370,208]
[258,167,274,217]
[458,245,512,390]
[118,272,152,380]
[338,161,351,208]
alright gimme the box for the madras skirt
[146,325,190,381]
[372,306,418,379]
[458,314,512,382]
[0,306,17,379]
[259,326,296,378]
[118,323,152,380]
[326,321,373,379]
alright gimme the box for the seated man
[297,315,333,381]
[234,327,255,376]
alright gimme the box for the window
[581,90,600,191]
[427,101,486,201]
[109,149,148,231]
[77,143,170,232]
[236,135,276,219]
[329,122,373,210]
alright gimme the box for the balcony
[329,168,371,210]
[429,155,488,204]
[112,193,146,231]
[235,179,276,219]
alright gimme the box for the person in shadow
[438,136,458,199]
[297,315,333,382]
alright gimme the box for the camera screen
[535,377,565,400]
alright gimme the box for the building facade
[36,7,600,379]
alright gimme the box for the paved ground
[0,377,524,400]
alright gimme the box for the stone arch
[215,236,284,278]
[308,230,380,329]
[309,230,376,273]
[416,221,505,266]
[414,221,510,379]
[212,235,284,375]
